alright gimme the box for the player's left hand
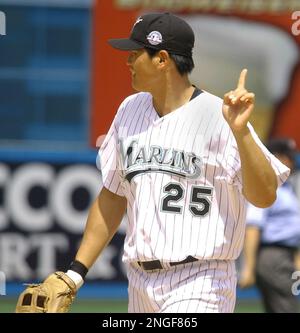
[15,272,76,313]
[222,69,255,133]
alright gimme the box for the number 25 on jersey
[161,182,213,217]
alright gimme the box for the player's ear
[155,50,170,68]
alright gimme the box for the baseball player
[16,12,290,313]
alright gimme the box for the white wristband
[66,270,84,290]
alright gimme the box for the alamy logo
[291,11,300,36]
[0,271,6,295]
[291,271,300,296]
[0,11,6,36]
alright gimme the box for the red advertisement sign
[91,1,300,148]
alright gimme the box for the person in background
[239,137,300,312]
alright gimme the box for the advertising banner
[0,151,126,283]
[91,0,300,147]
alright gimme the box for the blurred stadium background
[0,0,300,313]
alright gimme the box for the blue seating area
[0,4,91,146]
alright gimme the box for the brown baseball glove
[15,271,77,313]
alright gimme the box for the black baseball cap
[267,138,297,162]
[108,12,195,57]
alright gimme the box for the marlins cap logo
[147,31,163,46]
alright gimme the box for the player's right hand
[222,69,255,133]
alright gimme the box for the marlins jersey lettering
[98,91,289,264]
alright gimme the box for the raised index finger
[237,68,248,89]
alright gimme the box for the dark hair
[145,47,194,75]
[267,138,297,163]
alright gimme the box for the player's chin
[131,80,143,92]
[131,77,150,93]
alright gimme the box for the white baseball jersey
[98,90,290,264]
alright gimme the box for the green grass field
[0,298,263,313]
